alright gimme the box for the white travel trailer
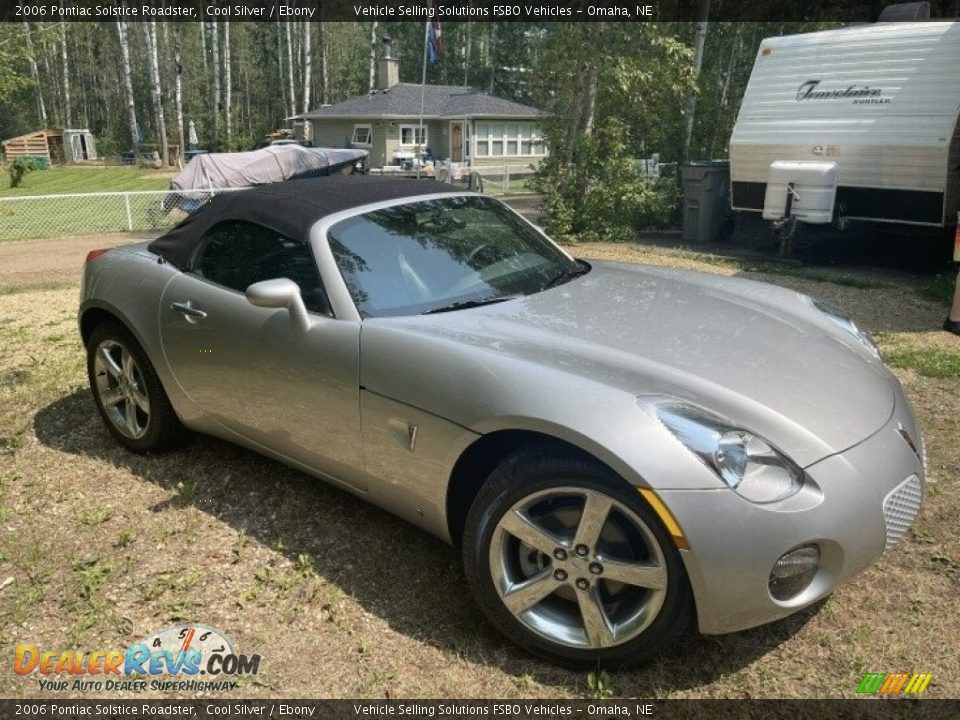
[729,21,960,234]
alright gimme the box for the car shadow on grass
[35,389,820,697]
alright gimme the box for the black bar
[2,0,958,23]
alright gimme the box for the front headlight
[650,401,804,504]
[812,299,881,359]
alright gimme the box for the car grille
[882,475,923,551]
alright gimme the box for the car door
[158,220,365,490]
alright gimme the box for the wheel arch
[445,427,638,550]
[80,301,145,349]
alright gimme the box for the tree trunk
[276,23,288,119]
[574,25,602,206]
[244,69,253,138]
[368,22,378,92]
[116,20,139,157]
[59,20,71,128]
[487,23,496,93]
[464,18,472,86]
[174,25,185,159]
[320,23,329,105]
[285,21,296,118]
[143,21,169,166]
[211,21,221,143]
[302,21,311,114]
[224,21,232,149]
[683,0,711,162]
[708,23,743,158]
[200,20,209,83]
[23,22,47,127]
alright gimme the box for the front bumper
[660,389,924,635]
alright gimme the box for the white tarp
[170,145,368,191]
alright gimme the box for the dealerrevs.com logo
[796,79,890,104]
[14,625,261,692]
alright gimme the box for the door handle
[170,300,208,320]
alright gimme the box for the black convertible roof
[148,175,460,269]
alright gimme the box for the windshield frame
[310,192,580,321]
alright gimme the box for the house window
[399,125,427,147]
[474,122,545,157]
[351,125,372,147]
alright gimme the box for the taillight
[85,249,108,263]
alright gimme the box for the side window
[192,221,331,316]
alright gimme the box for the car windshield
[327,195,584,318]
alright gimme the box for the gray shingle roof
[303,83,545,120]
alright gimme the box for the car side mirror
[246,278,313,334]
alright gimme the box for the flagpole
[417,12,430,180]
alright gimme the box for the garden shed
[2,128,98,165]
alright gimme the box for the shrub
[7,157,46,188]
[532,120,682,242]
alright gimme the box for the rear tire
[86,321,186,453]
[462,447,691,668]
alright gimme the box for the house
[2,128,97,165]
[299,42,547,169]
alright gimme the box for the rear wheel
[87,322,186,452]
[463,448,691,668]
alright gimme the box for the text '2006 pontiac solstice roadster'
[79,176,924,667]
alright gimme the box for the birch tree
[319,23,329,105]
[683,0,711,162]
[285,21,296,117]
[368,22,378,92]
[142,20,168,166]
[174,25,185,158]
[224,20,232,148]
[59,20,71,127]
[302,21,311,113]
[276,23,288,118]
[116,20,139,156]
[23,22,48,127]
[211,21,221,143]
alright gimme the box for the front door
[158,220,365,489]
[451,123,463,163]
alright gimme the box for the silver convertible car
[79,177,925,667]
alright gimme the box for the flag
[427,1,443,63]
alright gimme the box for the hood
[374,261,895,467]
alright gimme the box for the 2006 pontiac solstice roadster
[79,176,925,667]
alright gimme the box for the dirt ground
[0,234,958,700]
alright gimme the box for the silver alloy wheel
[93,339,151,440]
[489,486,668,650]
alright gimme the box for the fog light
[769,544,820,601]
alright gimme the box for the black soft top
[148,175,460,269]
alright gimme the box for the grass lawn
[0,166,172,197]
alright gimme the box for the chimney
[378,36,400,90]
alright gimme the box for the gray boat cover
[169,145,368,191]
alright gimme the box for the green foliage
[532,24,693,241]
[586,670,615,699]
[0,27,32,104]
[7,157,43,189]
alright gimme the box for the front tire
[86,321,186,453]
[463,447,691,668]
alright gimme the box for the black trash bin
[681,160,730,243]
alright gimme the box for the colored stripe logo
[857,672,933,695]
